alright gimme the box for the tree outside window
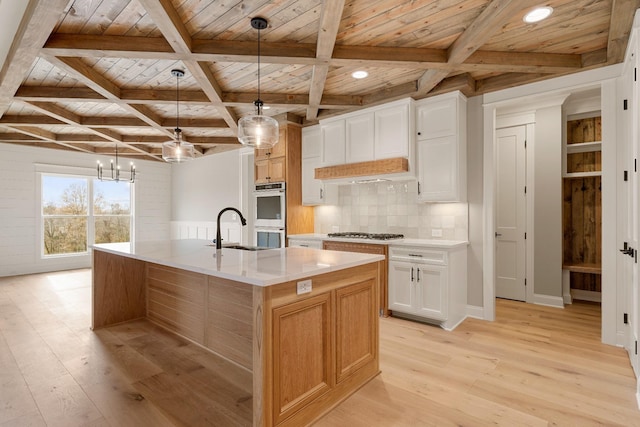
[42,175,132,256]
[93,179,131,244]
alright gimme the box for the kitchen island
[92,240,384,427]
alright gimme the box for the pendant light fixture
[96,143,136,183]
[162,68,195,162]
[237,17,279,148]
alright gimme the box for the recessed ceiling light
[351,70,368,79]
[523,6,553,23]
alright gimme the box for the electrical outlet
[297,279,312,295]
[431,229,443,237]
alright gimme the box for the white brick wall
[0,143,171,277]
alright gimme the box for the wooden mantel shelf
[314,157,409,180]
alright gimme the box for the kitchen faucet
[216,207,247,250]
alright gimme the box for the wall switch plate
[431,229,443,237]
[297,279,312,295]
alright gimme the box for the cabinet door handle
[416,268,421,282]
[320,188,324,199]
[417,182,421,195]
[411,267,414,282]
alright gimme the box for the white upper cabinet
[320,120,345,166]
[302,125,329,205]
[375,101,410,159]
[345,113,374,163]
[320,98,413,168]
[416,96,457,140]
[415,91,467,202]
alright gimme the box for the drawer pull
[408,253,423,257]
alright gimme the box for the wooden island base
[92,249,381,426]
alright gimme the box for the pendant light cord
[257,25,262,115]
[176,72,180,132]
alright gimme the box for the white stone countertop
[287,234,468,249]
[92,239,384,287]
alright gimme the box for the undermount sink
[223,244,268,251]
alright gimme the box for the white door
[495,126,527,301]
[627,41,640,374]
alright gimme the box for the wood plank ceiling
[0,0,637,161]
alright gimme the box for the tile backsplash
[313,180,468,240]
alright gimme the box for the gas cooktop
[327,232,404,241]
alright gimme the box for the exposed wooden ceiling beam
[14,86,363,109]
[42,55,173,140]
[136,0,238,132]
[607,0,640,63]
[43,34,583,74]
[0,115,66,126]
[122,135,240,145]
[306,0,346,120]
[0,114,228,130]
[6,125,97,153]
[22,100,161,160]
[0,0,69,117]
[417,0,531,95]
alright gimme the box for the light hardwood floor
[1,269,639,426]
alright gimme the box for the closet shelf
[563,171,601,178]
[566,141,601,154]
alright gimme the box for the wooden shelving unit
[562,113,602,300]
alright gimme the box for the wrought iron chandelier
[237,17,279,148]
[96,143,136,183]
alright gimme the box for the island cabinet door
[272,292,333,425]
[335,279,377,384]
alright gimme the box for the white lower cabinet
[287,238,323,249]
[388,245,467,330]
[389,260,447,320]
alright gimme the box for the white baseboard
[466,305,485,320]
[570,289,601,303]
[533,293,565,308]
[636,387,640,411]
[442,315,468,331]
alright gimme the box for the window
[93,180,132,244]
[41,174,132,257]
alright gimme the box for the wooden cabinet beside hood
[254,120,314,237]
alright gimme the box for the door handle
[620,247,635,257]
[620,242,634,257]
[416,268,420,283]
[411,267,414,282]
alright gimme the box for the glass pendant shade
[238,17,278,149]
[162,128,194,163]
[238,114,279,148]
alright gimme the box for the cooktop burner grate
[327,232,404,240]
